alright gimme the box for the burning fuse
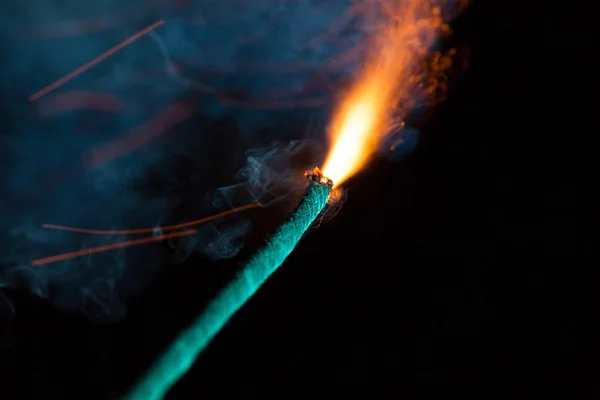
[304,166,333,187]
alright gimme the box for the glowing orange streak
[29,100,193,196]
[36,91,124,116]
[28,20,165,102]
[42,203,261,235]
[31,229,196,266]
[82,100,192,169]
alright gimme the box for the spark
[36,91,124,116]
[31,229,196,266]
[29,99,194,194]
[42,203,261,235]
[82,100,193,170]
[28,20,165,102]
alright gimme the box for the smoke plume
[0,0,427,322]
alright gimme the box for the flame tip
[322,0,459,187]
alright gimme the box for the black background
[1,0,589,398]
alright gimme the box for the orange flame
[322,0,461,187]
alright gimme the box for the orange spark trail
[36,91,124,116]
[82,100,193,170]
[28,20,165,102]
[31,229,196,266]
[29,100,193,195]
[42,203,261,235]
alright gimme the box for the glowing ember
[322,0,461,187]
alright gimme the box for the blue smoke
[0,0,420,323]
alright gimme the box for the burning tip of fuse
[305,166,334,187]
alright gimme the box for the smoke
[0,0,361,323]
[168,139,323,264]
[0,0,429,323]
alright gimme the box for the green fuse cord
[123,169,332,400]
